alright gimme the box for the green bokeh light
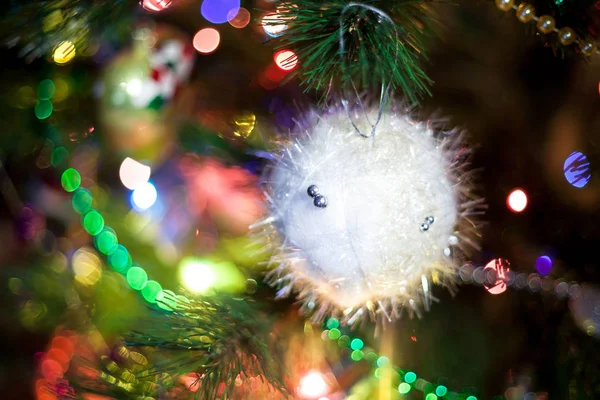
[35,100,53,119]
[72,188,93,214]
[141,280,162,303]
[466,397,477,400]
[425,394,438,400]
[83,210,104,235]
[51,147,69,168]
[374,368,381,379]
[404,372,417,384]
[327,328,341,340]
[337,335,350,348]
[37,79,56,100]
[376,356,389,368]
[350,350,364,361]
[436,386,448,397]
[94,228,118,255]
[107,245,131,273]
[326,318,339,329]
[398,382,411,394]
[350,338,364,350]
[61,168,81,192]
[126,266,148,291]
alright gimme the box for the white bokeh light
[179,258,217,293]
[298,370,329,399]
[119,157,151,190]
[132,181,158,211]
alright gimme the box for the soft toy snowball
[253,108,484,323]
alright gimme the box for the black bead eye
[307,185,327,208]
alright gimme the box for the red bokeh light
[274,49,298,71]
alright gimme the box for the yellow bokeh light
[232,112,256,138]
[179,257,246,294]
[53,41,76,65]
[72,247,103,286]
[179,258,217,293]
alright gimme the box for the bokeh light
[507,189,527,212]
[141,280,162,303]
[131,181,157,211]
[193,28,221,54]
[425,394,438,400]
[53,41,76,64]
[435,386,448,396]
[298,370,329,398]
[201,0,240,24]
[233,112,256,138]
[119,157,151,190]
[94,228,118,255]
[126,266,148,290]
[262,12,287,37]
[140,0,172,12]
[274,49,298,71]
[483,258,510,295]
[535,255,552,275]
[72,188,93,214]
[72,247,102,286]
[61,168,81,192]
[563,151,591,188]
[350,338,364,350]
[404,372,417,383]
[179,258,217,293]
[398,382,411,394]
[37,79,56,100]
[107,245,131,273]
[83,210,104,235]
[228,7,250,28]
[35,100,53,120]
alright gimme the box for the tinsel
[268,0,434,102]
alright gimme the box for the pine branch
[57,294,287,400]
[268,0,435,103]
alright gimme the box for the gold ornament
[536,15,555,34]
[495,0,514,12]
[581,41,597,56]
[516,3,535,23]
[557,27,576,46]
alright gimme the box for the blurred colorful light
[201,0,240,24]
[483,258,509,295]
[274,49,298,71]
[119,157,151,190]
[563,151,591,188]
[72,247,102,286]
[262,12,287,37]
[507,189,527,212]
[140,0,172,12]
[298,370,329,398]
[193,28,221,54]
[535,255,552,275]
[126,266,148,290]
[37,79,56,100]
[53,41,76,64]
[35,100,53,120]
[141,280,162,303]
[131,181,157,211]
[398,382,411,394]
[404,372,417,383]
[228,7,250,28]
[179,258,217,293]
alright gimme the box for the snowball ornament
[253,107,484,323]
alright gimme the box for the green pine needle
[269,0,434,103]
[59,294,287,400]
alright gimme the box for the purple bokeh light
[535,255,552,276]
[201,0,240,24]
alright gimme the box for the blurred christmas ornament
[98,24,194,163]
[254,106,484,323]
[180,155,264,235]
[569,285,600,339]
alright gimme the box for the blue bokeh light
[564,151,591,188]
[201,0,240,24]
[535,255,552,276]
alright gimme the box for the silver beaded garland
[313,195,328,208]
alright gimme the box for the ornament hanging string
[338,2,396,138]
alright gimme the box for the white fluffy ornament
[254,107,484,323]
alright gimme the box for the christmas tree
[1,0,599,399]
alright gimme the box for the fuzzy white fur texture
[253,108,484,324]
